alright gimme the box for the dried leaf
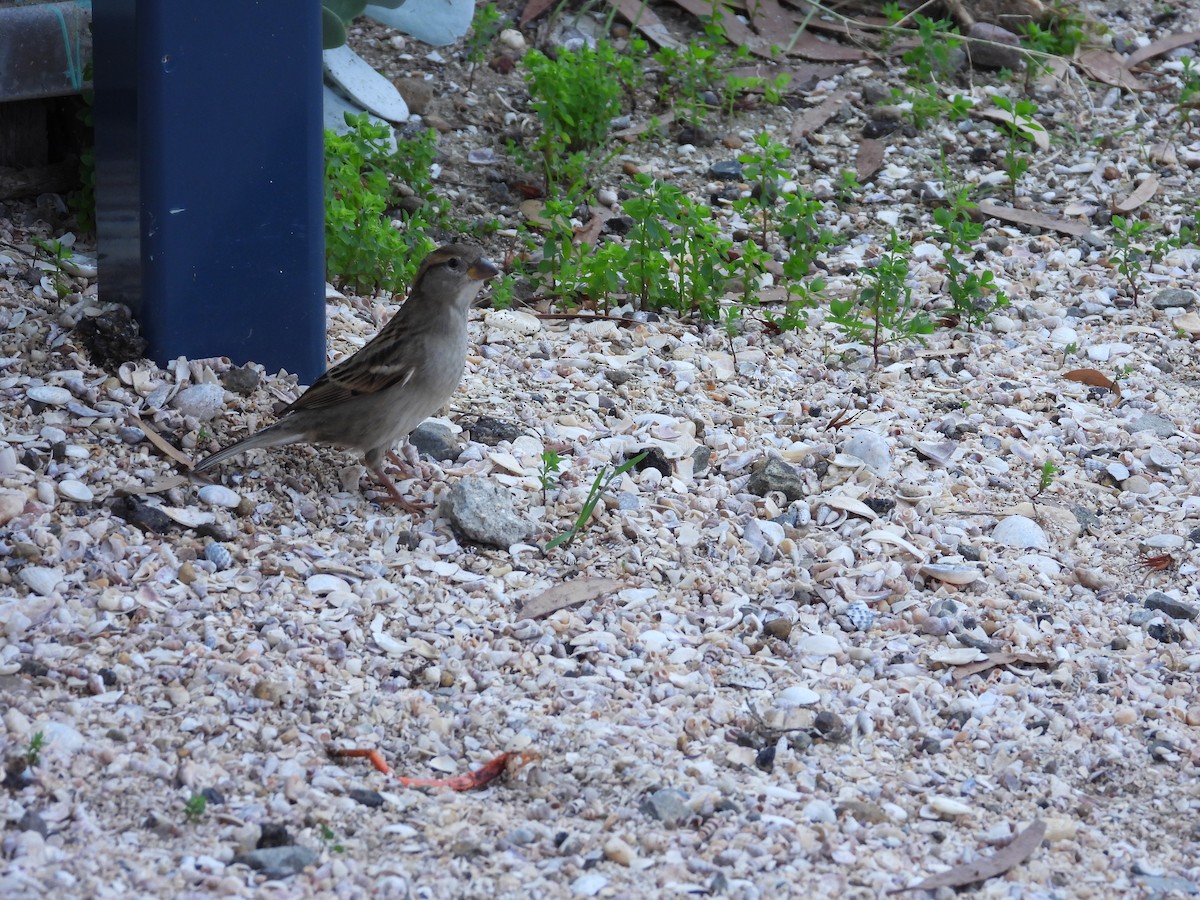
[855,137,886,180]
[519,0,555,25]
[1063,368,1119,395]
[614,110,675,140]
[519,577,624,619]
[603,0,683,50]
[726,63,841,93]
[669,0,773,57]
[744,0,796,48]
[893,820,1047,893]
[1125,31,1200,68]
[974,107,1050,152]
[977,201,1096,239]
[1076,48,1147,91]
[1149,142,1177,167]
[790,88,849,143]
[576,211,614,247]
[952,651,1057,681]
[1112,174,1159,213]
[788,31,872,62]
[131,412,195,468]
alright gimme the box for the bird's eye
[446,257,462,270]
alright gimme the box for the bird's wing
[282,319,417,412]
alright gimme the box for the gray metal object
[0,1,93,103]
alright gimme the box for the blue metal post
[93,1,326,382]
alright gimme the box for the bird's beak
[469,257,501,282]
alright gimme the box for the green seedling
[1109,214,1156,304]
[828,231,934,368]
[184,794,207,823]
[464,3,504,90]
[546,452,647,551]
[992,97,1042,199]
[1034,459,1058,499]
[538,448,563,504]
[930,183,1009,329]
[320,824,346,853]
[25,731,46,767]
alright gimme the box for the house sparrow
[193,243,500,509]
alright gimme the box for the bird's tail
[192,424,301,474]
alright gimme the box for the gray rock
[221,365,261,395]
[1144,592,1198,621]
[966,23,1022,70]
[233,845,317,879]
[1151,288,1196,309]
[1128,414,1175,437]
[173,384,226,422]
[691,446,712,475]
[444,476,535,547]
[746,457,806,502]
[408,421,460,461]
[640,788,691,828]
[709,160,742,181]
[467,415,526,445]
[1128,609,1155,627]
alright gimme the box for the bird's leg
[368,464,432,513]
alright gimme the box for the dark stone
[467,415,525,445]
[863,116,901,139]
[862,497,895,515]
[1145,592,1198,621]
[754,745,775,772]
[692,446,711,475]
[17,811,48,836]
[1151,288,1196,309]
[109,496,174,534]
[74,305,147,371]
[199,787,225,806]
[257,823,292,849]
[348,788,385,808]
[603,368,633,386]
[408,421,460,461]
[966,23,1022,69]
[861,81,890,105]
[604,215,634,236]
[814,710,846,741]
[631,447,670,476]
[746,457,806,502]
[234,845,317,879]
[1148,620,1184,643]
[221,365,261,395]
[708,160,743,181]
[674,122,712,147]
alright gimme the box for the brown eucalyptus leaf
[893,820,1047,893]
[1063,368,1119,396]
[1076,49,1147,91]
[1112,174,1159,213]
[1125,31,1200,68]
[519,578,624,620]
[977,201,1095,239]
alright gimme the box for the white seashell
[775,685,820,708]
[160,507,215,528]
[198,484,241,508]
[928,796,973,818]
[306,574,351,594]
[27,385,73,406]
[919,564,982,585]
[841,430,891,473]
[173,384,226,422]
[1105,462,1130,481]
[928,648,986,665]
[992,515,1048,550]
[487,451,528,476]
[796,634,840,656]
[58,480,94,503]
[640,630,670,653]
[822,494,878,521]
[483,309,542,334]
[20,566,61,596]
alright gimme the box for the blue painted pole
[93,1,326,382]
